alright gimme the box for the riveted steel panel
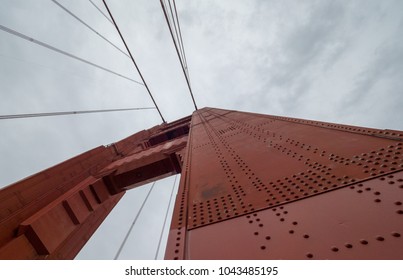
[165,107,403,260]
[186,171,403,259]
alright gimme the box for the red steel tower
[1,108,402,259]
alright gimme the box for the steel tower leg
[165,108,403,259]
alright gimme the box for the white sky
[0,0,402,259]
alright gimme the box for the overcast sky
[1,0,402,259]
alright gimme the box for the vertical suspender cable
[160,0,198,110]
[88,0,114,25]
[51,0,129,58]
[0,24,143,85]
[166,0,184,66]
[102,0,166,123]
[172,0,190,78]
[114,182,156,260]
[154,175,178,259]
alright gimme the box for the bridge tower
[1,107,402,259]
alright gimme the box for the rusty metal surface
[165,107,403,259]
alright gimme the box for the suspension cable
[51,0,129,58]
[162,0,189,81]
[0,24,143,85]
[0,107,155,120]
[154,175,178,259]
[161,0,182,65]
[88,0,113,25]
[160,0,198,110]
[102,0,166,123]
[114,182,156,260]
[173,0,190,77]
[166,0,184,66]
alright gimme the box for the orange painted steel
[165,108,403,259]
[1,107,403,259]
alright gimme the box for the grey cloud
[349,39,403,104]
[1,0,402,260]
[265,1,347,93]
[342,37,403,128]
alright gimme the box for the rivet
[306,253,313,259]
[265,236,271,240]
[391,232,401,237]
[396,210,403,214]
[345,243,353,249]
[360,239,368,245]
[331,247,339,252]
[374,199,381,203]
[376,236,385,241]
[303,234,310,239]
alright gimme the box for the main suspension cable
[0,107,156,120]
[102,0,166,123]
[0,24,143,85]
